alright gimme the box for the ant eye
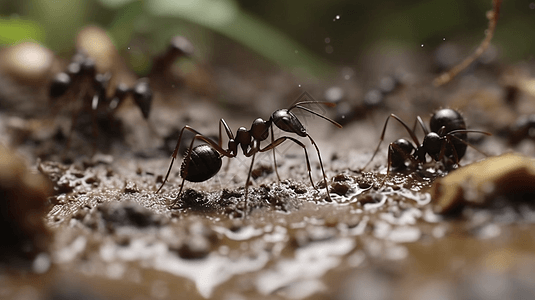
[49,72,71,98]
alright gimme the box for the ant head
[271,109,307,137]
[81,57,96,77]
[49,72,71,98]
[430,108,465,135]
[115,82,130,97]
[423,132,442,157]
[132,79,153,119]
[250,118,269,141]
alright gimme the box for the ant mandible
[363,108,491,184]
[156,100,342,213]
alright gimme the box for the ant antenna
[447,129,492,157]
[288,101,343,128]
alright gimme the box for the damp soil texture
[2,41,535,300]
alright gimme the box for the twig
[433,0,502,87]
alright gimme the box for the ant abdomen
[429,108,466,133]
[180,145,222,182]
[390,138,414,170]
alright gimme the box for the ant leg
[243,151,257,217]
[380,142,419,187]
[169,133,199,208]
[258,136,320,201]
[380,144,394,187]
[413,116,429,135]
[306,134,333,201]
[363,114,421,169]
[218,119,234,147]
[63,87,88,158]
[436,139,455,165]
[437,130,492,167]
[260,136,315,192]
[271,125,281,182]
[447,130,492,157]
[157,125,233,193]
[90,94,100,156]
[219,119,235,173]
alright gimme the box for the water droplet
[344,75,350,80]
[341,115,346,119]
[420,44,424,48]
[325,45,334,54]
[335,15,340,20]
[127,47,131,50]
[325,87,344,102]
[341,67,354,77]
[442,37,446,41]
[325,37,330,44]
[298,84,301,88]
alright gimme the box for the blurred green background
[0,0,533,77]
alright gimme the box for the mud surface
[2,39,535,300]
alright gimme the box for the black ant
[156,101,342,213]
[364,108,491,183]
[49,52,153,154]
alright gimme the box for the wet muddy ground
[1,37,535,300]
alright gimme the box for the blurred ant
[505,114,535,145]
[156,101,342,214]
[49,52,153,154]
[364,108,491,184]
[148,36,194,80]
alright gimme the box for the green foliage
[2,0,335,78]
[146,0,333,77]
[1,0,533,77]
[0,18,44,45]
